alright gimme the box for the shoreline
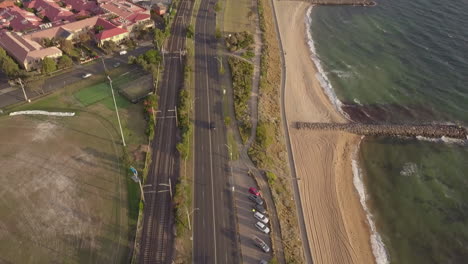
[274,1,377,263]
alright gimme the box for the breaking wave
[305,6,350,120]
[352,138,390,264]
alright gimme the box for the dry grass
[248,0,305,262]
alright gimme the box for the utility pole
[17,78,30,103]
[158,178,172,198]
[174,106,178,127]
[225,144,232,160]
[186,207,199,231]
[107,76,126,146]
[154,62,160,94]
[215,56,223,73]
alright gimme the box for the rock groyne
[295,122,468,139]
[281,0,376,6]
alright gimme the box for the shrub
[228,57,253,142]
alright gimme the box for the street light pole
[107,76,126,147]
[17,78,30,103]
[225,144,232,160]
[186,207,199,231]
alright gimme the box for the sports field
[0,114,130,263]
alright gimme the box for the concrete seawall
[295,122,468,139]
[280,0,376,6]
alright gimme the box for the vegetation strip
[227,57,253,143]
[247,0,305,262]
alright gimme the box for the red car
[249,187,260,196]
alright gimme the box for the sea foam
[305,6,350,120]
[352,139,390,264]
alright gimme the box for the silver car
[253,236,270,253]
[255,221,270,234]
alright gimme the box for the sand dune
[274,1,375,263]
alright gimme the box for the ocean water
[308,0,468,263]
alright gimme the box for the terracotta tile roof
[24,16,100,41]
[95,26,127,41]
[62,0,99,13]
[100,0,146,20]
[126,12,150,23]
[0,30,61,66]
[0,0,15,9]
[0,5,42,32]
[25,0,75,22]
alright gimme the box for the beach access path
[273,1,376,264]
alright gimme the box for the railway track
[138,0,193,262]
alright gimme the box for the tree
[214,2,221,12]
[77,31,92,43]
[41,57,57,74]
[143,49,161,65]
[60,39,73,54]
[94,25,104,34]
[1,57,20,77]
[186,24,194,38]
[41,37,57,47]
[153,28,166,50]
[42,16,50,23]
[102,40,118,54]
[58,55,73,69]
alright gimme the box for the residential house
[24,16,128,46]
[61,0,100,14]
[99,0,153,33]
[0,5,42,32]
[25,0,75,22]
[0,30,62,70]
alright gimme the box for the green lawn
[74,83,110,106]
[223,0,254,33]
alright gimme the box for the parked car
[249,194,264,205]
[254,212,269,224]
[255,221,270,234]
[253,236,270,253]
[82,73,92,79]
[249,187,260,196]
[119,50,127,55]
[113,62,121,68]
[254,204,266,214]
[259,260,268,264]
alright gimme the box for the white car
[82,73,92,79]
[255,221,270,234]
[254,212,269,224]
[119,50,127,55]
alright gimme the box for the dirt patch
[0,114,129,264]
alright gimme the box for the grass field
[0,114,129,263]
[1,63,150,263]
[223,0,254,33]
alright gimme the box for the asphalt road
[138,0,193,263]
[192,0,239,263]
[0,44,152,109]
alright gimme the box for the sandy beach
[274,1,375,263]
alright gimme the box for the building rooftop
[61,0,99,13]
[0,5,42,32]
[95,26,127,41]
[0,30,61,64]
[25,0,75,22]
[100,0,147,20]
